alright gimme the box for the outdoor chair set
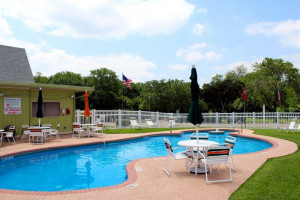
[128,117,177,129]
[278,121,300,133]
[72,122,104,138]
[163,135,236,184]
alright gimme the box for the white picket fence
[75,109,300,129]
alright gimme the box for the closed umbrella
[36,88,44,127]
[83,90,90,121]
[187,66,204,142]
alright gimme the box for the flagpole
[122,73,124,110]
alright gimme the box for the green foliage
[34,72,48,83]
[48,71,83,86]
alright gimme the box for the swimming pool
[0,131,272,191]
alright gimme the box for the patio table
[28,126,51,143]
[178,140,218,174]
[80,124,96,138]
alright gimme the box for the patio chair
[163,138,191,176]
[72,122,86,138]
[224,136,236,170]
[145,119,159,128]
[91,123,104,137]
[168,118,177,128]
[200,144,232,184]
[47,124,60,141]
[3,126,16,144]
[129,117,141,128]
[21,125,30,142]
[42,124,52,128]
[29,128,44,144]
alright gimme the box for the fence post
[118,109,122,128]
[253,112,255,128]
[216,112,218,128]
[156,111,159,125]
[138,110,141,124]
[263,105,265,128]
[277,112,279,129]
[76,109,80,123]
[232,112,235,127]
[92,109,96,124]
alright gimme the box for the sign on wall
[4,98,21,114]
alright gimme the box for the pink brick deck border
[0,128,296,197]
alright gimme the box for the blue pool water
[0,131,272,191]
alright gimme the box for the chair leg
[204,163,209,184]
[163,156,170,175]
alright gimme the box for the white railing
[75,109,300,129]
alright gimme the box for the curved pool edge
[0,128,297,196]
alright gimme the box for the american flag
[122,74,132,90]
[278,86,282,102]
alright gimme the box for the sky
[0,0,300,86]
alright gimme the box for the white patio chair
[200,144,232,184]
[21,125,30,142]
[29,128,44,144]
[278,121,296,132]
[72,122,86,138]
[168,118,178,128]
[191,133,209,140]
[3,126,16,144]
[91,123,104,137]
[129,118,141,128]
[42,124,52,128]
[163,138,191,176]
[47,124,60,141]
[224,136,236,171]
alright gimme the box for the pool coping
[0,128,296,196]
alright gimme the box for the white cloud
[30,49,157,82]
[176,43,222,62]
[245,19,300,48]
[197,8,207,14]
[169,64,189,70]
[0,12,12,37]
[281,53,300,69]
[193,24,205,35]
[0,0,194,39]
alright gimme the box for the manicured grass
[229,129,300,200]
[104,127,194,134]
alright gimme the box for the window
[32,102,60,117]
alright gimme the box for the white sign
[4,98,21,114]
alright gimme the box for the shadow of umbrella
[36,88,43,127]
[187,66,204,142]
[84,90,90,123]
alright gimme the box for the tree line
[35,57,300,113]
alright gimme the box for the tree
[243,58,300,111]
[34,72,48,83]
[84,68,122,110]
[48,71,83,86]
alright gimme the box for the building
[0,45,93,135]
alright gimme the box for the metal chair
[72,122,86,138]
[224,136,236,170]
[3,126,16,144]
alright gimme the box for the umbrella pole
[196,124,199,143]
[39,118,41,127]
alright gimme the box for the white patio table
[28,126,51,143]
[80,124,96,138]
[178,140,219,174]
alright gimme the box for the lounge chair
[129,117,141,128]
[168,118,177,128]
[163,138,191,176]
[224,136,236,170]
[145,119,159,128]
[278,121,296,132]
[200,144,232,184]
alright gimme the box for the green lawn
[229,129,300,200]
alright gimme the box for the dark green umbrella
[36,88,43,126]
[187,67,203,138]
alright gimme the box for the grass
[104,127,194,134]
[229,129,300,200]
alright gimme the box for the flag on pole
[242,88,247,101]
[278,86,282,102]
[122,74,132,90]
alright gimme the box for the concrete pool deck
[0,129,297,200]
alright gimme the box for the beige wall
[0,88,75,135]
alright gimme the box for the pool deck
[0,129,297,200]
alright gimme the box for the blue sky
[0,0,300,85]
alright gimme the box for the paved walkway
[0,129,297,200]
